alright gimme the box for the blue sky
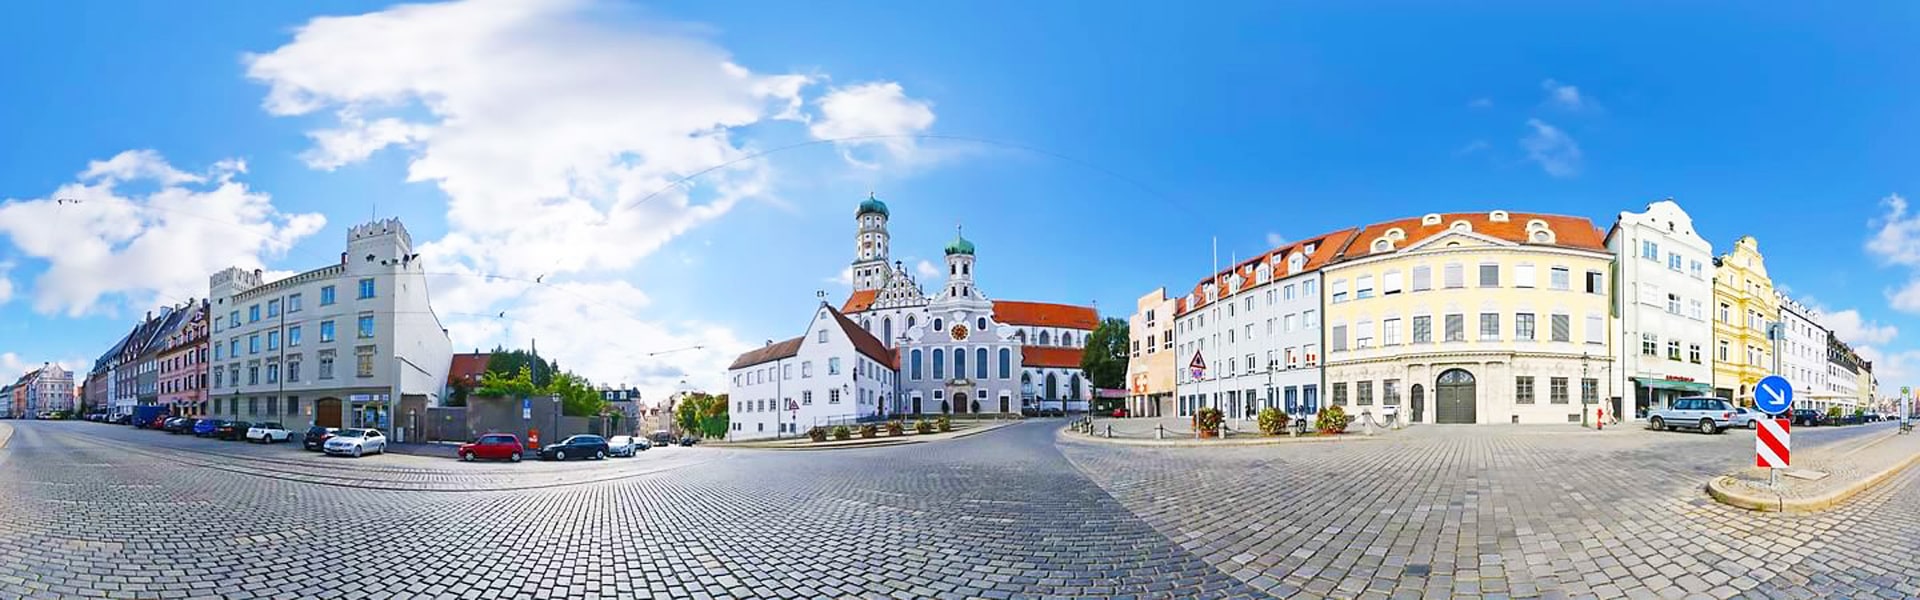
[3,1,1918,398]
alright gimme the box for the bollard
[1156,424,1165,440]
[1363,411,1375,436]
[1105,424,1112,438]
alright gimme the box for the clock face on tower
[951,324,969,341]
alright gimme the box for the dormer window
[1371,238,1394,253]
[1489,210,1510,222]
[1421,214,1443,226]
[1449,220,1473,232]
[1385,228,1406,241]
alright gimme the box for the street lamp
[1581,352,1591,427]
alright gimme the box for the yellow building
[1125,288,1176,417]
[1710,236,1779,406]
[1323,211,1616,424]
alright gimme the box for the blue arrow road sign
[1755,375,1793,415]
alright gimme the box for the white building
[1777,294,1835,410]
[727,303,896,440]
[1604,199,1715,417]
[1825,334,1864,412]
[206,219,452,439]
[1173,230,1354,421]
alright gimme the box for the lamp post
[1581,352,1591,427]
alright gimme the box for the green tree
[548,371,603,418]
[673,392,731,438]
[485,348,556,389]
[1080,317,1130,390]
[474,365,538,398]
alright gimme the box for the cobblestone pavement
[0,420,1255,600]
[1061,421,1919,599]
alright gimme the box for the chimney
[341,252,348,265]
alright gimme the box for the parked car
[1728,407,1759,429]
[1791,409,1825,427]
[649,431,676,447]
[1647,396,1736,434]
[678,436,699,447]
[458,434,524,462]
[215,420,253,441]
[323,428,387,457]
[164,417,196,434]
[607,435,640,457]
[246,422,293,444]
[1111,408,1129,418]
[193,419,221,437]
[538,435,609,461]
[1865,412,1884,422]
[302,426,339,451]
[111,414,133,425]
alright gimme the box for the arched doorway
[1410,384,1426,423]
[314,397,343,428]
[1435,369,1476,424]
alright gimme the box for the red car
[458,434,525,462]
[148,414,173,429]
[1111,408,1129,418]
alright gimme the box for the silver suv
[1647,396,1736,434]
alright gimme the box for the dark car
[111,414,132,426]
[537,435,610,461]
[649,431,676,447]
[164,417,196,434]
[678,436,699,447]
[1790,409,1824,427]
[302,426,338,451]
[215,420,253,441]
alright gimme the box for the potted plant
[914,419,934,434]
[1257,407,1289,436]
[1315,405,1352,434]
[831,425,852,441]
[936,416,952,432]
[886,421,904,436]
[859,423,878,438]
[1195,407,1224,438]
[807,427,828,443]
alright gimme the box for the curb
[1058,427,1386,447]
[720,421,1017,451]
[1707,444,1920,512]
[0,422,12,449]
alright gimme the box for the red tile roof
[728,337,803,370]
[1338,211,1606,261]
[992,301,1099,330]
[1177,228,1358,316]
[449,353,490,384]
[826,305,898,369]
[841,290,878,313]
[1021,346,1085,369]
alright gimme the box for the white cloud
[915,260,938,277]
[1520,119,1581,177]
[1467,97,1492,109]
[1265,232,1286,248]
[0,261,13,305]
[1541,79,1587,111]
[246,0,937,393]
[827,266,852,286]
[0,352,89,379]
[1853,345,1911,393]
[808,82,938,168]
[1868,194,1920,266]
[1454,140,1490,156]
[0,150,326,317]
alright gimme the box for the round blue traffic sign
[1754,375,1793,415]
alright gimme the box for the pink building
[157,301,210,415]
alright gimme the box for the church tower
[851,193,892,291]
[941,227,979,300]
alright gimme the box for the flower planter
[1198,429,1217,439]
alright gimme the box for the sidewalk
[714,420,1018,450]
[1709,426,1920,512]
[0,422,12,449]
[1068,414,1399,447]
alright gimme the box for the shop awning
[1633,377,1712,393]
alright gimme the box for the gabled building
[1605,200,1714,418]
[1124,288,1177,418]
[1711,236,1779,406]
[727,302,897,440]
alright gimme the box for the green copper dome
[944,229,975,256]
[857,192,889,217]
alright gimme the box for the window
[1718,340,1730,361]
[1515,313,1536,341]
[1718,303,1732,323]
[1479,263,1500,287]
[1332,383,1348,406]
[802,391,813,405]
[1516,376,1535,404]
[266,363,279,384]
[214,345,222,361]
[1689,344,1702,364]
[1668,252,1682,271]
[1667,293,1681,315]
[1550,314,1571,342]
[249,305,260,323]
[975,348,989,379]
[1515,264,1536,288]
[1283,284,1297,301]
[1355,320,1374,348]
[1550,267,1571,290]
[320,321,335,343]
[288,359,301,382]
[1443,263,1464,288]
[267,330,280,351]
[229,310,240,327]
[1304,344,1318,366]
[1549,377,1569,404]
[320,286,336,306]
[802,361,813,378]
[288,326,301,346]
[1445,314,1465,342]
[1582,378,1599,404]
[1382,318,1401,345]
[1689,260,1704,279]
[1356,381,1373,406]
[1330,325,1348,352]
[1355,275,1374,299]
[358,278,376,299]
[319,352,335,379]
[249,335,260,354]
[828,357,841,375]
[1412,316,1432,343]
[356,347,375,378]
[1585,270,1604,294]
[830,389,841,404]
[1303,309,1318,329]
[213,369,223,388]
[1479,313,1499,340]
[288,293,302,312]
[267,299,280,318]
[1331,279,1349,303]
[1641,240,1658,260]
[1668,339,1682,361]
[248,365,259,385]
[1303,280,1317,296]
[1382,379,1401,405]
[933,349,946,379]
[358,314,375,338]
[1688,299,1704,320]
[999,348,1012,378]
[1642,333,1658,356]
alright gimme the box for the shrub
[1194,407,1224,434]
[1315,405,1352,434]
[1257,408,1290,435]
[831,425,852,441]
[914,419,934,434]
[859,424,878,438]
[806,427,827,443]
[936,416,953,433]
[886,421,904,436]
[1826,406,1843,420]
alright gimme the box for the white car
[607,435,638,457]
[245,422,293,443]
[323,428,387,457]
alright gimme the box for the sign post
[1754,374,1794,488]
